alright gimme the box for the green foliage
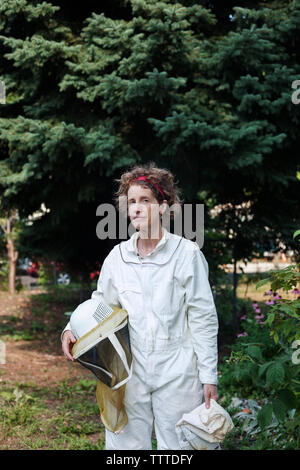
[220,230,300,448]
[0,259,9,290]
[37,260,53,287]
[0,258,23,291]
[257,403,274,429]
[0,380,104,449]
[214,284,253,333]
[253,231,300,440]
[221,395,297,450]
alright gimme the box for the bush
[219,231,300,449]
[37,261,53,287]
[0,259,23,292]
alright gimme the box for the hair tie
[131,176,166,200]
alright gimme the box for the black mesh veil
[77,325,132,388]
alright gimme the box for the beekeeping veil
[175,399,234,450]
[70,298,132,433]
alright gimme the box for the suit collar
[119,227,183,265]
[129,226,170,255]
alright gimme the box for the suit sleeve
[183,247,219,385]
[60,255,121,342]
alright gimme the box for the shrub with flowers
[218,230,300,449]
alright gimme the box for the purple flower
[240,315,246,320]
[266,300,275,305]
[272,294,281,300]
[259,321,265,325]
[255,314,265,322]
[255,308,261,313]
[292,288,299,295]
[252,302,258,308]
[264,290,273,296]
[237,332,248,337]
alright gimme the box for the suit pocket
[117,284,143,330]
[152,278,185,325]
[119,284,142,295]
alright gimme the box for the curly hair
[113,161,183,220]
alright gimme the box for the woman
[62,162,219,450]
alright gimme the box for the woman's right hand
[62,330,77,362]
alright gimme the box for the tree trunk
[5,216,19,295]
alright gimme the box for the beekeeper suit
[62,226,219,450]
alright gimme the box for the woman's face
[127,184,166,236]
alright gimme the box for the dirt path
[0,290,90,388]
[0,289,104,450]
[1,338,90,387]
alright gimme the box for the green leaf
[265,312,275,326]
[277,389,298,410]
[257,403,273,429]
[258,361,274,378]
[255,278,270,290]
[0,391,14,401]
[293,229,300,240]
[266,362,285,387]
[279,304,298,317]
[245,345,263,361]
[272,399,287,422]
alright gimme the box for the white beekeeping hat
[69,298,132,433]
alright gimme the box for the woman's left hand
[203,384,218,409]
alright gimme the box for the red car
[25,260,101,284]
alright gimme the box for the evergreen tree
[0,0,299,278]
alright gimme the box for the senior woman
[61,162,219,450]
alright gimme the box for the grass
[0,377,158,450]
[0,378,105,450]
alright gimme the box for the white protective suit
[61,227,219,450]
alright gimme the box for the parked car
[26,261,39,278]
[17,258,101,284]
